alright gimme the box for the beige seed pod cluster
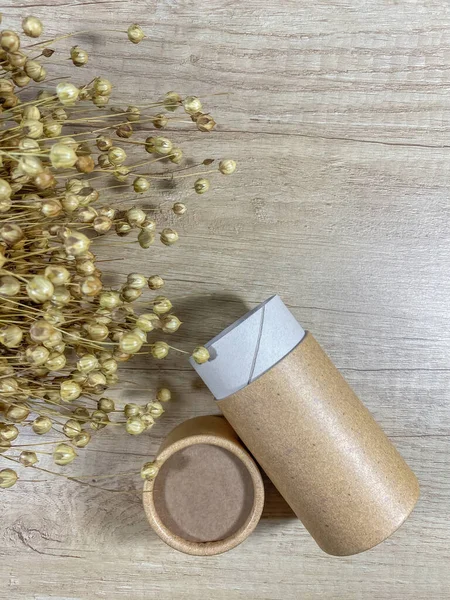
[0,15,230,490]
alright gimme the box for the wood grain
[1,1,450,598]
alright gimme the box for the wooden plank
[0,437,447,600]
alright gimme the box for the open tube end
[189,295,305,400]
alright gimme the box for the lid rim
[143,422,265,556]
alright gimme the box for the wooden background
[2,0,450,598]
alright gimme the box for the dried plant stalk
[0,14,236,490]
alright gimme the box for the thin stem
[0,455,133,493]
[25,29,128,49]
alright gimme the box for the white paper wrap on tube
[189,295,305,400]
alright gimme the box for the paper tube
[190,296,420,556]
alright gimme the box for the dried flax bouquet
[0,16,236,491]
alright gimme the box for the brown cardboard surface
[153,444,255,543]
[143,416,264,556]
[218,333,420,556]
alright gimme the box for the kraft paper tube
[190,296,420,556]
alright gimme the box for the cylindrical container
[143,415,264,556]
[190,296,420,556]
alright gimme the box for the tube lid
[190,295,305,400]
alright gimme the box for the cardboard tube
[191,297,420,556]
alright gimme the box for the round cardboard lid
[143,416,264,556]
